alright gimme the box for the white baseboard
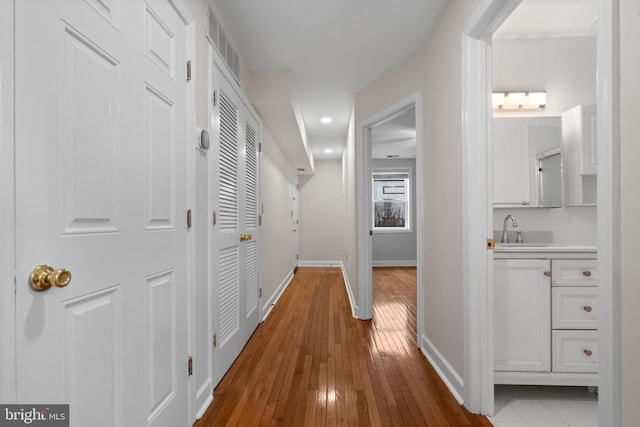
[297,260,343,268]
[340,263,358,318]
[261,268,295,322]
[195,393,213,420]
[372,260,417,267]
[421,334,465,405]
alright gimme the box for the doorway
[357,93,424,346]
[462,0,619,425]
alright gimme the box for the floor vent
[206,2,240,83]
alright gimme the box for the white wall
[492,36,597,245]
[493,207,597,245]
[183,0,296,312]
[353,0,478,378]
[620,0,640,424]
[298,160,345,263]
[260,128,296,306]
[493,36,597,118]
[372,158,418,265]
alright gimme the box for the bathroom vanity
[494,244,598,386]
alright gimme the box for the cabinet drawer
[552,260,597,286]
[552,287,598,329]
[552,330,598,373]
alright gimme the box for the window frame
[372,167,412,233]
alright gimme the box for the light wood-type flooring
[195,267,492,426]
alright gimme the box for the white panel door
[15,1,189,426]
[494,259,551,373]
[211,62,261,386]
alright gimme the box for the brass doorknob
[30,265,72,291]
[583,270,592,277]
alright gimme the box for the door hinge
[186,60,192,81]
[212,89,218,107]
[213,334,217,348]
[187,209,192,228]
[212,210,217,225]
[259,215,262,225]
[188,356,193,376]
[259,288,262,298]
[487,238,496,250]
[296,254,299,260]
[258,142,262,153]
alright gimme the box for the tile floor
[490,385,598,427]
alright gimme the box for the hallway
[195,267,491,426]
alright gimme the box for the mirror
[493,116,562,208]
[536,148,562,207]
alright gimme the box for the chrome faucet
[501,214,518,243]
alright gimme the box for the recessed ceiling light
[320,117,332,124]
[324,149,333,154]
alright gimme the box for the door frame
[0,0,16,405]
[208,42,264,386]
[356,92,424,345]
[166,0,197,423]
[461,0,621,425]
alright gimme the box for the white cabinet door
[493,117,562,207]
[494,259,551,372]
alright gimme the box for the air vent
[386,155,400,158]
[206,2,240,83]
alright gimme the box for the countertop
[494,243,597,259]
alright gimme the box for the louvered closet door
[211,64,260,386]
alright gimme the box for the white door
[211,63,261,386]
[292,173,300,269]
[15,1,189,426]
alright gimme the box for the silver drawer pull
[583,305,593,313]
[583,270,592,277]
[584,349,593,357]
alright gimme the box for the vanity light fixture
[493,91,546,111]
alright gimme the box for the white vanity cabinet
[494,247,597,386]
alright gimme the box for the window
[372,170,411,231]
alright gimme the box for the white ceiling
[371,105,416,160]
[214,0,597,164]
[494,0,597,39]
[213,0,448,160]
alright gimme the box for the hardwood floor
[195,267,491,426]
